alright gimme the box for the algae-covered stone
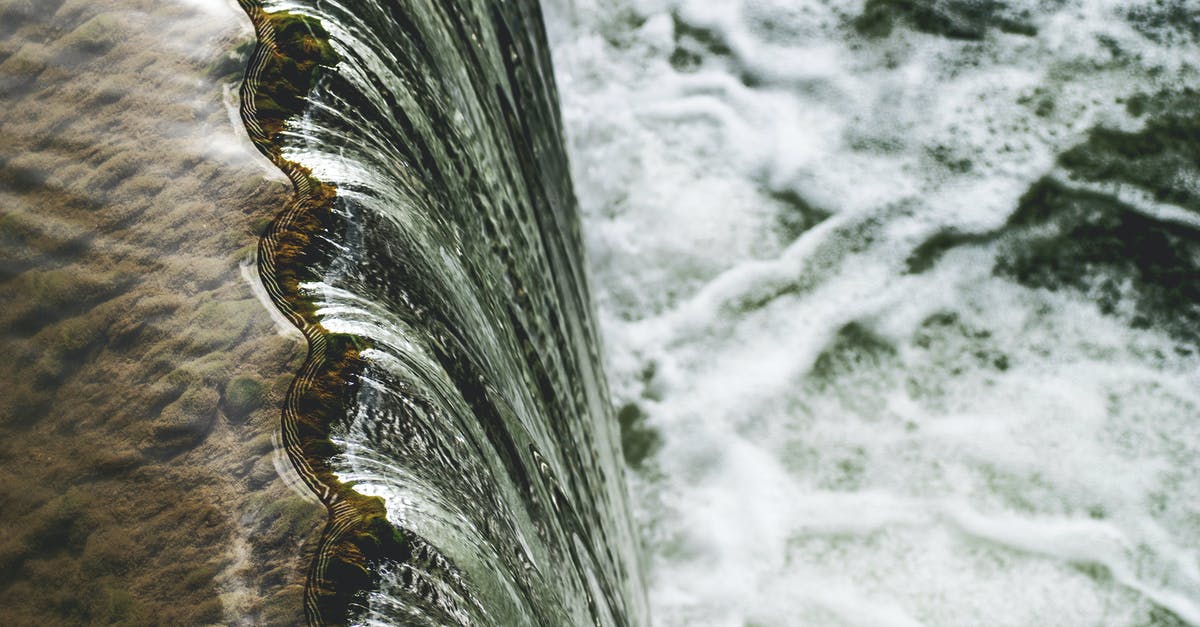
[257,495,322,548]
[906,88,1200,348]
[1059,89,1200,209]
[3,383,49,426]
[1122,0,1200,44]
[180,561,222,592]
[51,314,108,356]
[996,178,1200,345]
[59,13,123,55]
[246,430,276,455]
[191,298,259,346]
[0,0,53,38]
[26,491,89,551]
[616,402,661,469]
[146,385,219,454]
[855,0,1039,40]
[206,39,254,82]
[0,0,34,20]
[81,528,135,575]
[810,322,898,381]
[8,267,127,335]
[87,151,141,191]
[0,0,308,621]
[95,587,144,626]
[0,43,50,94]
[223,375,265,422]
[247,454,278,488]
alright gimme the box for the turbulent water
[543,0,1200,625]
[249,0,1200,624]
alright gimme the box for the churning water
[245,0,1199,625]
[545,1,1200,625]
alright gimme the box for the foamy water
[545,0,1200,624]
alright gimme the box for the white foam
[546,0,1200,624]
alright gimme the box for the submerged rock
[222,375,265,423]
[996,178,1200,346]
[617,402,662,469]
[854,0,1042,40]
[906,88,1200,348]
[144,385,218,455]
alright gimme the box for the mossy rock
[95,587,144,626]
[80,528,134,575]
[0,538,31,578]
[48,0,88,23]
[1122,1,1200,44]
[0,0,57,38]
[259,588,306,626]
[0,0,35,20]
[180,561,223,592]
[247,454,278,488]
[58,13,123,55]
[87,152,141,191]
[107,299,161,347]
[1058,89,1200,209]
[251,215,273,236]
[146,375,188,412]
[192,299,259,341]
[257,495,322,546]
[250,11,339,142]
[145,385,219,454]
[2,383,50,427]
[185,255,235,292]
[223,375,265,422]
[26,491,89,552]
[996,179,1200,344]
[206,39,254,82]
[0,43,50,93]
[48,314,108,356]
[247,430,276,455]
[31,351,68,390]
[114,174,165,199]
[616,402,662,469]
[810,322,897,381]
[8,267,127,334]
[855,0,1038,40]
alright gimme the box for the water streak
[238,0,648,624]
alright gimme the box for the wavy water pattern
[545,1,1200,624]
[237,0,647,624]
